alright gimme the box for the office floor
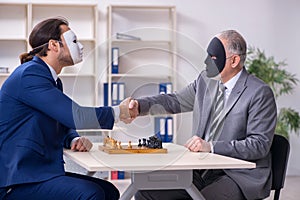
[265,176,300,200]
[111,176,300,200]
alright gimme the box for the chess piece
[142,138,147,146]
[117,141,122,149]
[112,140,117,149]
[147,135,163,149]
[128,141,132,149]
[138,139,142,147]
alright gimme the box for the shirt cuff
[209,141,214,153]
[70,137,80,147]
[112,106,120,123]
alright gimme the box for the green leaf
[246,47,300,139]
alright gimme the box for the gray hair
[217,30,247,64]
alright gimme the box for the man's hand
[129,99,139,119]
[119,97,135,124]
[184,135,211,152]
[71,136,93,152]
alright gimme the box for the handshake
[118,97,140,124]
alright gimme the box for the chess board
[98,145,168,154]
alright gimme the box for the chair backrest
[270,134,290,200]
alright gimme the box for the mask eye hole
[211,56,217,60]
[73,39,77,43]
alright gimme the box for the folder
[103,82,126,106]
[111,171,118,180]
[118,82,125,104]
[159,82,172,94]
[112,82,118,105]
[118,171,125,179]
[154,117,173,142]
[154,117,165,141]
[165,117,173,142]
[103,83,108,106]
[112,47,119,74]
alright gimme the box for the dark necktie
[207,82,226,141]
[56,77,63,91]
[55,77,65,132]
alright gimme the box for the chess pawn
[113,140,117,149]
[138,139,142,147]
[128,141,132,149]
[104,136,109,146]
[117,141,122,149]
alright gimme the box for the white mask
[62,30,83,65]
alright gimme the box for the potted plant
[246,47,300,139]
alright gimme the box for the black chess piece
[142,138,147,146]
[138,139,142,147]
[147,135,163,149]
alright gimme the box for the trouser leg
[4,173,119,200]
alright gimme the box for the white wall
[98,0,300,175]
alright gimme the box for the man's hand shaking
[119,97,139,124]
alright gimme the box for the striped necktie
[207,82,226,141]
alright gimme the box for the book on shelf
[103,82,125,106]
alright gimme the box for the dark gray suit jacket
[138,68,277,199]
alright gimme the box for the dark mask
[205,37,226,78]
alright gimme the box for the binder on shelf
[154,117,173,142]
[118,82,125,104]
[111,171,118,180]
[112,82,118,105]
[159,82,172,94]
[103,83,108,106]
[103,82,125,106]
[111,47,119,74]
[165,117,174,142]
[117,171,125,179]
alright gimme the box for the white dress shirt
[210,70,242,153]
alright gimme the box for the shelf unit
[0,1,99,107]
[106,5,177,143]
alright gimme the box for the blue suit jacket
[0,56,114,187]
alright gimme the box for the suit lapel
[219,68,248,125]
[197,79,218,137]
[32,56,56,85]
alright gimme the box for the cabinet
[0,1,98,108]
[106,5,177,143]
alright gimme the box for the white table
[64,143,255,200]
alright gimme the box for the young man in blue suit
[0,17,132,199]
[129,30,277,200]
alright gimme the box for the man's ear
[231,55,241,68]
[48,40,60,52]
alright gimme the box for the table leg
[186,183,206,200]
[120,170,205,200]
[120,183,138,200]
